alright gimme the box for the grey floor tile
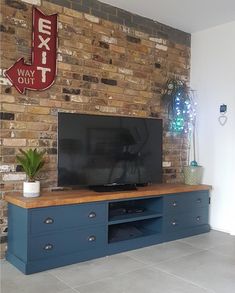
[0,260,71,293]
[125,240,202,265]
[49,253,145,288]
[76,267,211,293]
[209,238,235,260]
[56,288,81,293]
[56,288,80,293]
[178,230,234,249]
[153,250,235,293]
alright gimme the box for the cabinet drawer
[163,208,209,233]
[30,203,106,234]
[163,191,209,215]
[29,225,106,260]
[189,191,209,209]
[163,193,188,214]
[189,208,209,227]
[163,214,186,233]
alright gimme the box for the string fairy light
[162,79,196,134]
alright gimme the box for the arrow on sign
[5,58,36,94]
[5,7,58,94]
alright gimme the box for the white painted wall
[191,21,235,234]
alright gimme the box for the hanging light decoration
[162,79,196,134]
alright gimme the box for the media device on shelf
[58,113,163,191]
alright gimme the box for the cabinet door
[30,202,106,234]
[29,225,106,260]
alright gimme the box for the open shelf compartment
[108,211,162,225]
[108,217,162,244]
[108,196,163,225]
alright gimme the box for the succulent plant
[16,149,46,182]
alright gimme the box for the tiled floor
[1,230,235,293]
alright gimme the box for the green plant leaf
[16,148,46,181]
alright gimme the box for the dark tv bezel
[57,112,163,188]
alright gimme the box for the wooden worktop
[4,184,211,209]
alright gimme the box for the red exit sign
[6,7,58,94]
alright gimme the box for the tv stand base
[5,184,211,274]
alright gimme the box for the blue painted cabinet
[162,191,210,241]
[7,190,210,274]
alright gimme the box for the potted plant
[16,148,46,197]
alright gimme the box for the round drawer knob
[88,235,96,242]
[171,221,177,226]
[44,244,53,251]
[196,216,201,221]
[197,198,202,203]
[88,212,96,219]
[44,217,54,224]
[172,202,177,207]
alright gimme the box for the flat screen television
[58,113,162,190]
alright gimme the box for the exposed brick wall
[47,0,191,46]
[0,0,191,256]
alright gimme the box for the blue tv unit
[5,184,211,274]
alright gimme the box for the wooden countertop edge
[4,184,212,209]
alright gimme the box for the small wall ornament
[5,7,58,94]
[218,104,228,126]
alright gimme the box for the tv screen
[58,113,162,188]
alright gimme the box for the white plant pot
[23,181,40,197]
